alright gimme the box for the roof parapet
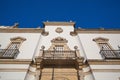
[43,21,75,27]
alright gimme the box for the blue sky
[0,0,120,28]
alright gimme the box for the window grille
[93,37,120,59]
[3,42,20,57]
[0,37,26,59]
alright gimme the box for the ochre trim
[55,27,63,33]
[0,28,42,33]
[10,36,26,41]
[92,69,120,72]
[43,22,75,26]
[93,37,109,42]
[93,37,114,50]
[76,29,120,34]
[0,59,32,64]
[88,59,120,65]
[0,68,28,72]
[83,70,92,75]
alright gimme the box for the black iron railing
[100,50,120,59]
[42,50,76,59]
[0,49,19,59]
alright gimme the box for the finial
[74,46,78,50]
[70,20,72,22]
[41,45,45,50]
[13,23,19,28]
[37,26,41,29]
[99,27,104,30]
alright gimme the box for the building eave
[88,59,120,65]
[75,28,120,34]
[0,59,32,64]
[43,22,75,26]
[0,28,43,33]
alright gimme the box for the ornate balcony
[100,50,120,59]
[0,49,19,59]
[42,50,77,59]
[39,50,82,68]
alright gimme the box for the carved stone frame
[48,37,70,50]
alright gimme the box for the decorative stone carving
[93,37,109,42]
[41,28,49,36]
[70,31,77,36]
[51,37,68,43]
[49,37,71,50]
[41,46,45,50]
[10,36,26,41]
[55,27,63,33]
[12,23,19,28]
[74,46,78,50]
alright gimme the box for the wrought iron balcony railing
[42,50,76,59]
[0,49,19,59]
[100,50,120,59]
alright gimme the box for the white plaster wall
[93,72,120,80]
[0,64,29,69]
[90,65,120,69]
[78,34,120,59]
[0,33,41,59]
[36,25,85,57]
[84,74,95,80]
[0,72,27,80]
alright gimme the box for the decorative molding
[88,59,120,65]
[0,28,43,33]
[0,59,32,64]
[49,37,71,50]
[51,37,68,43]
[70,31,77,36]
[0,68,28,72]
[92,69,120,72]
[93,37,109,42]
[43,22,75,26]
[55,27,63,33]
[41,28,49,36]
[10,36,26,41]
[12,23,19,28]
[76,29,120,34]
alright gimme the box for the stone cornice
[43,22,75,26]
[0,68,28,72]
[0,59,32,64]
[88,59,120,65]
[92,69,120,72]
[75,29,120,34]
[0,28,43,33]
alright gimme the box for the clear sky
[0,0,120,28]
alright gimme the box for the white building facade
[0,22,120,80]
